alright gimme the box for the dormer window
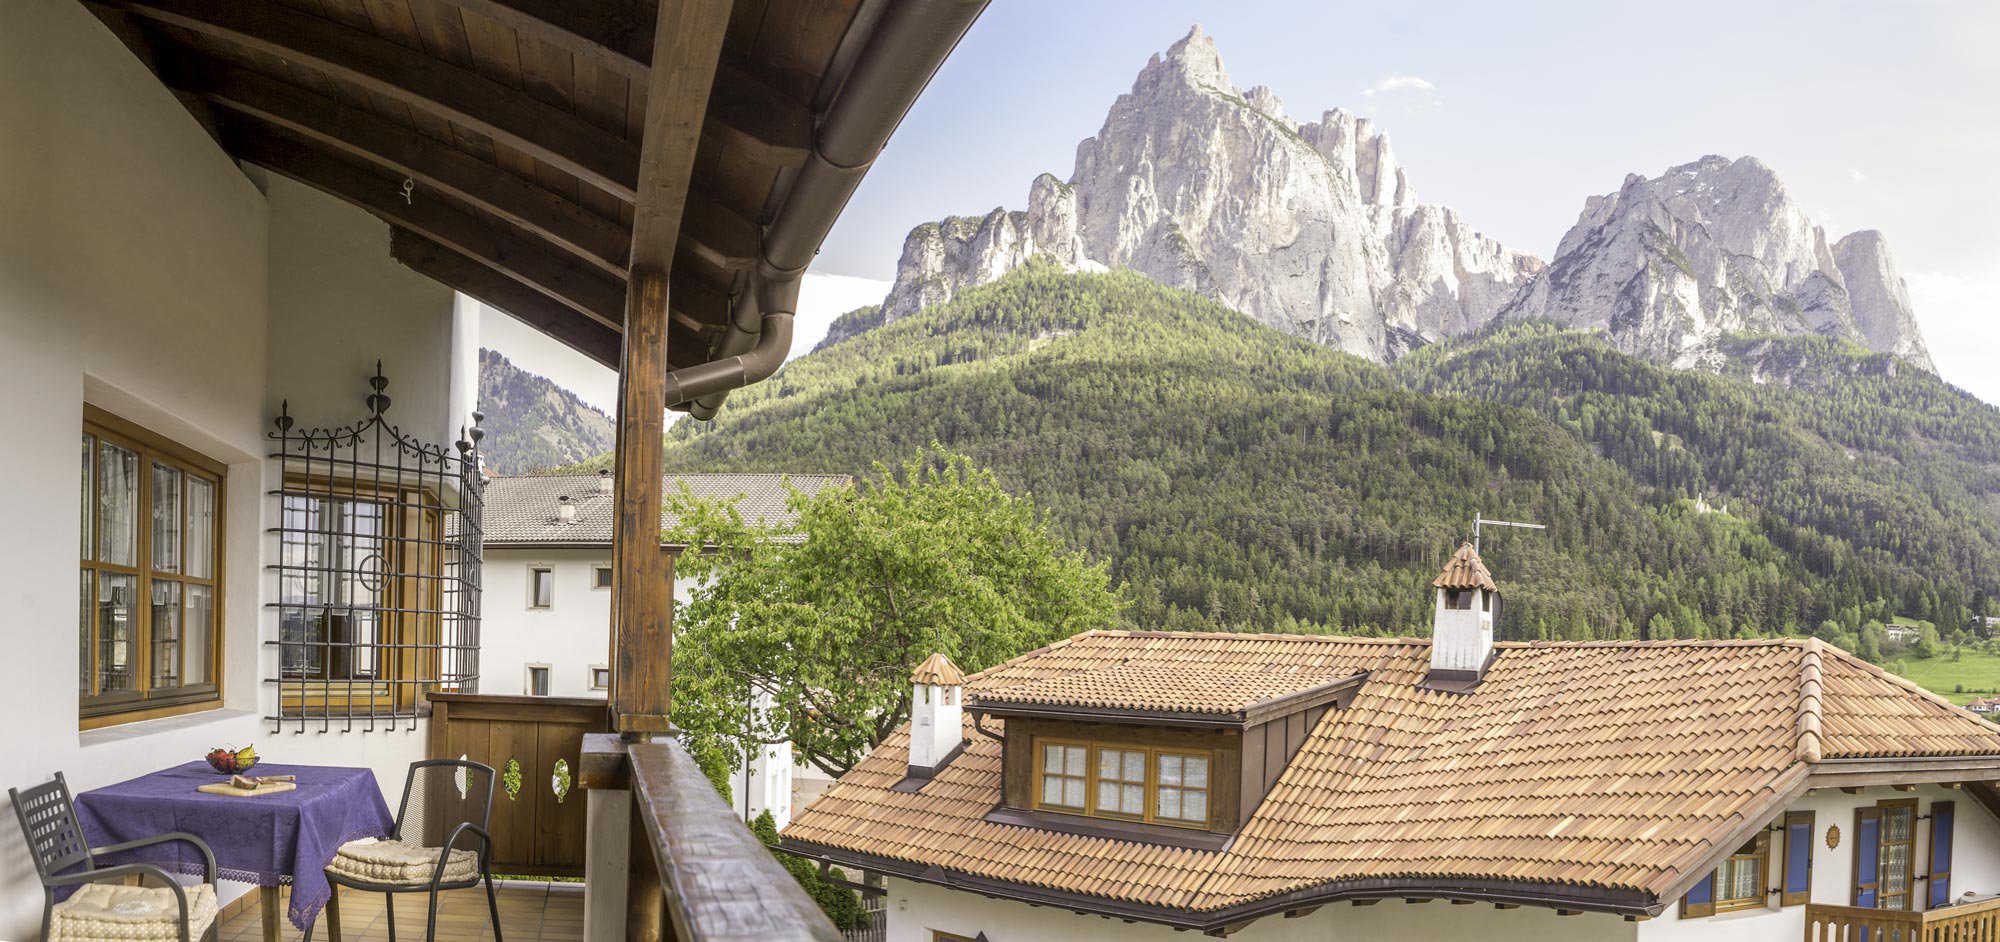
[972,666,1363,848]
[1032,738,1214,828]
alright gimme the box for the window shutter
[1681,871,1716,918]
[1854,806,1881,908]
[1930,801,1956,909]
[1783,811,1815,906]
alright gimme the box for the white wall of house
[0,3,471,934]
[481,547,820,827]
[1642,784,2000,942]
[887,785,2000,942]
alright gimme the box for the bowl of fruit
[205,745,259,775]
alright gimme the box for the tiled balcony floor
[217,883,583,942]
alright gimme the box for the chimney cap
[1433,542,1497,591]
[912,652,965,686]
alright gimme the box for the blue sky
[491,1,2000,408]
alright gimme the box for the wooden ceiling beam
[441,0,652,80]
[225,124,629,329]
[114,0,642,199]
[680,192,761,270]
[181,62,632,274]
[438,0,811,168]
[706,61,813,167]
[391,229,623,368]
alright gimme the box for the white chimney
[907,652,966,777]
[597,470,613,497]
[1430,542,1498,680]
[557,494,576,523]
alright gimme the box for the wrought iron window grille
[265,364,483,733]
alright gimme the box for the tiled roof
[1432,542,1497,591]
[969,663,1361,716]
[481,472,851,547]
[784,630,2000,916]
[912,652,965,686]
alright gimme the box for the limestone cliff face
[879,26,1542,362]
[1500,156,1935,370]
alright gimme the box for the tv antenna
[1473,512,1545,552]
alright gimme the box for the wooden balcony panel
[1805,897,2000,941]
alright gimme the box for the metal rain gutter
[668,0,992,419]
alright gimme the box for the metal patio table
[75,761,395,942]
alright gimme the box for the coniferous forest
[587,263,2000,645]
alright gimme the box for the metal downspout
[667,0,991,419]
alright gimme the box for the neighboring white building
[480,471,851,827]
[786,544,2000,941]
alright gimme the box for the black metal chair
[313,758,501,942]
[8,772,219,942]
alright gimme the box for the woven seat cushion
[49,882,217,942]
[328,838,479,885]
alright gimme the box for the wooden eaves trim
[1804,755,2000,790]
[778,839,1660,933]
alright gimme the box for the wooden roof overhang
[82,0,984,412]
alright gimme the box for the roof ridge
[1796,638,1824,763]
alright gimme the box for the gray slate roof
[481,472,851,547]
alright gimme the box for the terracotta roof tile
[911,652,965,686]
[969,663,1361,715]
[785,630,2000,915]
[1433,542,1497,591]
[481,472,850,546]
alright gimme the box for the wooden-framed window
[80,406,224,727]
[588,665,610,691]
[526,664,550,697]
[592,564,613,589]
[1036,740,1089,812]
[1155,750,1212,826]
[1715,830,1771,912]
[1876,798,1918,911]
[1031,737,1216,829]
[529,566,554,609]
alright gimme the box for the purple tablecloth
[75,762,395,930]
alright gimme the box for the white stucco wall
[887,878,1636,942]
[0,4,471,934]
[1641,784,2000,942]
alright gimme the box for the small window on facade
[530,567,554,609]
[1715,831,1770,912]
[1445,589,1472,610]
[593,565,613,589]
[80,409,225,726]
[1038,742,1088,811]
[527,664,550,697]
[589,666,610,690]
[1480,590,1492,612]
[1155,751,1210,825]
[1095,748,1146,818]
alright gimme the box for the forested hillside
[477,349,615,474]
[611,264,1999,641]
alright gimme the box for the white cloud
[1849,168,1868,183]
[790,272,893,362]
[1907,268,2000,405]
[1363,75,1436,97]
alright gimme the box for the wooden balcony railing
[582,733,840,942]
[1806,897,2000,941]
[428,692,611,877]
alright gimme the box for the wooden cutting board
[196,781,297,797]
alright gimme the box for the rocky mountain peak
[1503,156,1933,370]
[878,26,1542,362]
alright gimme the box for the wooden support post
[626,788,665,942]
[611,268,672,733]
